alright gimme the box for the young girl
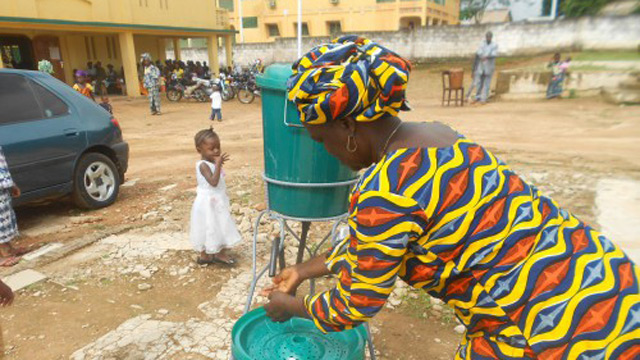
[73,70,96,102]
[189,128,241,265]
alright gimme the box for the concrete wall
[495,70,637,99]
[203,15,639,66]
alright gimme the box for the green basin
[232,307,366,360]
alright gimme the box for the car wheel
[72,153,120,209]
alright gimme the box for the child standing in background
[209,85,223,122]
[189,128,241,265]
[99,95,113,114]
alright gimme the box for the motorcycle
[211,73,235,102]
[166,74,208,102]
[236,71,261,105]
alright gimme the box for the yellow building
[220,0,460,43]
[0,0,234,97]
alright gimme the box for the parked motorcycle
[235,71,260,104]
[211,73,235,102]
[166,74,208,102]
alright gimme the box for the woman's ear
[338,116,357,134]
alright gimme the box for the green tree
[561,0,613,17]
[459,0,511,23]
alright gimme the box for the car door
[0,73,86,195]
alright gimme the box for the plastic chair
[442,69,464,106]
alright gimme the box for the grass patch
[572,51,640,62]
[399,290,458,324]
[400,290,433,319]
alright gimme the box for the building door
[0,35,35,70]
[33,35,66,83]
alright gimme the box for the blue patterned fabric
[0,189,17,244]
[0,147,14,190]
[287,35,411,125]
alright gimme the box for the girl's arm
[199,162,222,187]
[199,154,229,187]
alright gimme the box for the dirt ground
[1,61,639,360]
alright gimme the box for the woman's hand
[10,185,20,198]
[264,291,307,322]
[261,266,302,297]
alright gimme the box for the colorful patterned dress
[0,147,18,244]
[304,135,640,360]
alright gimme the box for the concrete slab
[22,243,64,262]
[3,269,48,291]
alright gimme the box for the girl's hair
[194,127,219,148]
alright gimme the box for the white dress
[189,160,242,254]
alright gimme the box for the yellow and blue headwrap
[287,35,411,125]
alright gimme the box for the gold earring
[347,134,358,153]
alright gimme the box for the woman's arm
[265,191,427,330]
[263,253,332,296]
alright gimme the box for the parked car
[0,69,129,209]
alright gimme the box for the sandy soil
[1,63,639,360]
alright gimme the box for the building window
[242,17,258,29]
[84,37,91,59]
[219,0,233,11]
[106,38,112,59]
[90,36,97,59]
[111,37,118,59]
[267,24,280,37]
[327,21,342,36]
[294,22,310,36]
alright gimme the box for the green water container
[256,64,358,220]
[232,307,367,360]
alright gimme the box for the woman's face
[305,118,371,171]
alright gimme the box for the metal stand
[242,210,377,360]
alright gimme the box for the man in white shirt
[473,31,498,104]
[209,85,223,122]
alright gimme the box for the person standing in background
[465,53,480,103]
[141,53,162,115]
[86,61,97,81]
[94,61,107,95]
[473,31,498,104]
[72,70,96,102]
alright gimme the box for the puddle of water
[596,178,640,264]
